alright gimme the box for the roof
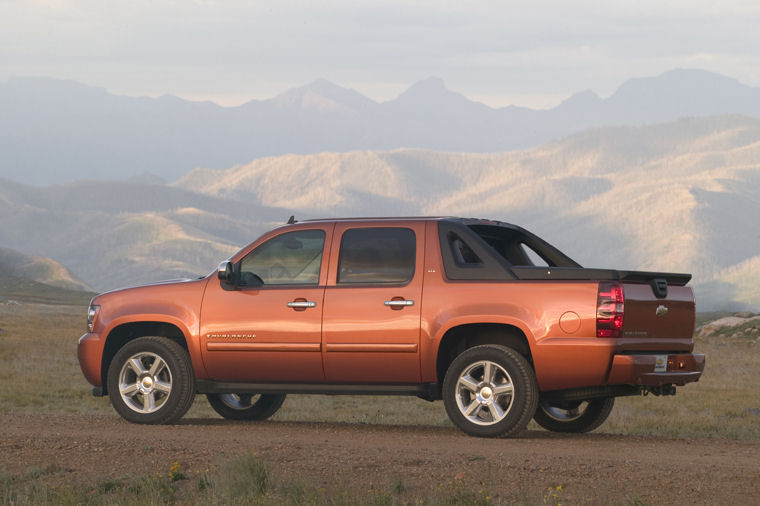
[299,216,449,224]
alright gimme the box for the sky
[2,0,760,109]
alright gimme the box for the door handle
[384,299,414,307]
[287,301,317,309]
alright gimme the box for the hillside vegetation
[177,115,760,310]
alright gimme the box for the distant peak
[408,77,448,91]
[395,77,456,102]
[274,79,376,110]
[281,78,357,98]
[558,89,602,107]
[305,77,340,89]
[611,68,747,99]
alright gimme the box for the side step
[196,380,441,400]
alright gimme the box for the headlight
[87,305,100,332]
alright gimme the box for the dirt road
[2,412,758,504]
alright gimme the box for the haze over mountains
[0,113,758,310]
[3,69,760,185]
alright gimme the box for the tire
[107,336,196,424]
[206,393,286,421]
[533,397,615,433]
[443,345,538,438]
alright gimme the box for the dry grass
[598,328,760,440]
[0,302,758,440]
[0,303,105,414]
[1,453,505,506]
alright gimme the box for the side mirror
[217,261,234,282]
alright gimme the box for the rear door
[322,222,425,383]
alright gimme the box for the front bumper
[78,332,103,387]
[607,353,705,387]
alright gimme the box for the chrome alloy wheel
[218,393,256,410]
[455,360,515,426]
[118,352,173,414]
[539,401,588,422]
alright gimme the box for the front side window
[240,229,325,286]
[337,228,416,284]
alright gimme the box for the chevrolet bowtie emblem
[656,305,668,317]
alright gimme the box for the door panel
[199,226,332,382]
[322,223,425,383]
[201,284,325,381]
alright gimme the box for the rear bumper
[607,353,705,387]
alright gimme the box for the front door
[322,222,424,383]
[200,227,331,382]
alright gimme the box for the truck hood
[91,277,206,305]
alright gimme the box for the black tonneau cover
[510,266,691,286]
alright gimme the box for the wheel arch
[100,321,189,395]
[435,322,534,386]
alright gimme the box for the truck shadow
[177,418,625,440]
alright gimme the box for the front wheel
[533,397,615,433]
[107,336,196,424]
[443,345,538,438]
[206,393,286,420]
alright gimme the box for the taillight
[597,282,624,337]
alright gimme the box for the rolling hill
[0,247,90,291]
[0,248,95,305]
[1,115,758,310]
[175,115,760,310]
[0,180,290,290]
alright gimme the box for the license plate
[654,355,667,372]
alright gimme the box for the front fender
[88,278,209,385]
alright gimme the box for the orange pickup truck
[78,217,704,437]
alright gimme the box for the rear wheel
[206,393,286,420]
[443,345,538,438]
[533,397,615,433]
[107,336,196,424]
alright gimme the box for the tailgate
[622,282,695,340]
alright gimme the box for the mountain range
[1,114,758,310]
[3,69,760,185]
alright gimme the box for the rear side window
[337,228,416,284]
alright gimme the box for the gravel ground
[2,412,759,504]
